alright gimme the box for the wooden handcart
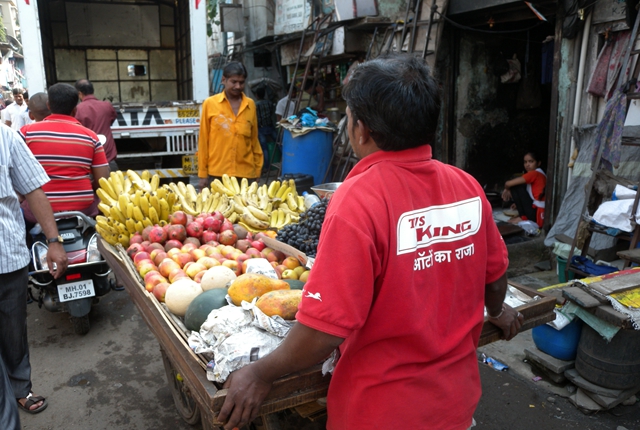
[98,238,556,429]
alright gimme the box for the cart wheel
[70,315,91,335]
[161,349,201,425]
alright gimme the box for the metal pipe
[567,11,592,186]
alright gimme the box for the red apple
[271,250,286,263]
[152,282,170,302]
[235,239,251,252]
[283,256,301,269]
[197,256,220,269]
[170,210,188,226]
[166,247,181,259]
[146,242,165,253]
[190,248,206,261]
[193,270,207,283]
[133,251,151,265]
[164,239,183,252]
[126,243,144,259]
[158,258,180,278]
[181,243,198,253]
[168,267,188,283]
[138,261,158,277]
[152,251,168,266]
[185,262,207,279]
[250,241,266,252]
[172,252,194,268]
[236,253,250,266]
[144,271,167,292]
[222,259,241,276]
[205,247,223,259]
[246,248,264,259]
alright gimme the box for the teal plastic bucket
[282,129,333,185]
[556,256,575,283]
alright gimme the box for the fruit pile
[96,172,308,247]
[276,198,329,258]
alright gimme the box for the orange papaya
[227,273,290,306]
[256,289,303,320]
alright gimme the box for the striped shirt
[19,114,108,212]
[0,124,49,273]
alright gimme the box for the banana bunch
[95,170,175,247]
[207,174,306,232]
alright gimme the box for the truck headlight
[86,234,103,262]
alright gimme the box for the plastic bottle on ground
[302,191,321,210]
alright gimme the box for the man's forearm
[485,273,508,317]
[24,188,60,239]
[253,322,343,384]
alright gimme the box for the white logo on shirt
[304,291,322,302]
[396,197,482,255]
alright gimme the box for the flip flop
[17,392,48,414]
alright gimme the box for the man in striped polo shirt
[19,83,110,224]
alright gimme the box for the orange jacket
[198,92,263,179]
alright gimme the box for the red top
[523,168,546,208]
[20,114,108,212]
[296,145,508,430]
[74,95,118,163]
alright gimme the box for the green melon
[282,279,305,290]
[184,288,229,331]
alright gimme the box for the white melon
[200,266,237,291]
[165,278,203,316]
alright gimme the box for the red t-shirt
[296,145,508,430]
[522,168,546,207]
[20,114,108,212]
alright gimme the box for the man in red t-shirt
[217,55,523,430]
[20,83,109,223]
[75,79,118,172]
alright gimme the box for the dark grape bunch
[276,198,329,257]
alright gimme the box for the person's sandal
[17,392,48,414]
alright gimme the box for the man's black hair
[342,53,441,151]
[23,92,29,100]
[223,62,247,78]
[48,83,79,115]
[12,88,23,96]
[255,87,265,99]
[75,79,94,95]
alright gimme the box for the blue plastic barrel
[282,129,333,185]
[532,318,583,361]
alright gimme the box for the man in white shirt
[275,86,298,121]
[11,92,33,131]
[4,88,27,130]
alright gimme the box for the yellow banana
[130,190,141,207]
[286,193,298,211]
[96,220,116,235]
[283,213,292,228]
[135,220,144,232]
[123,177,133,194]
[158,220,168,227]
[167,190,177,207]
[267,181,280,198]
[149,194,160,214]
[96,225,117,246]
[114,221,128,235]
[126,202,134,219]
[96,215,110,225]
[132,206,144,223]
[248,181,258,196]
[110,172,124,196]
[116,170,125,186]
[98,203,111,217]
[258,194,270,211]
[240,178,249,194]
[177,181,188,197]
[195,192,203,213]
[238,221,264,233]
[159,199,170,221]
[110,206,126,224]
[127,170,151,193]
[139,195,150,217]
[276,209,286,229]
[265,201,273,213]
[125,218,137,234]
[96,188,117,207]
[276,185,290,200]
[150,174,160,192]
[230,176,241,194]
[247,205,269,222]
[270,210,279,227]
[288,179,298,197]
[156,187,168,200]
[141,170,150,182]
[177,194,198,216]
[228,212,239,224]
[241,209,270,230]
[149,206,159,225]
[221,204,234,219]
[118,234,130,248]
[99,177,117,200]
[142,218,153,228]
[222,174,233,193]
[212,179,234,197]
[118,194,130,215]
[297,196,305,211]
[172,204,182,214]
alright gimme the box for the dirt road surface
[20,288,640,430]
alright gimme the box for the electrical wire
[436,10,548,34]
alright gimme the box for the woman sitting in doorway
[501,151,546,227]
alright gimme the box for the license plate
[182,155,198,175]
[57,279,95,303]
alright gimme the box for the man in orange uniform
[198,62,263,191]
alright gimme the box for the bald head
[28,93,50,122]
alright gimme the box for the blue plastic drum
[282,129,333,186]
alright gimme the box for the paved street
[20,284,640,430]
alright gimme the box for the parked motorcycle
[28,211,115,335]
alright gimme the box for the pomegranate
[202,216,222,232]
[168,224,187,242]
[129,233,144,244]
[186,221,203,239]
[220,218,234,232]
[169,210,187,226]
[141,225,154,241]
[219,229,238,246]
[212,211,225,222]
[184,237,201,247]
[201,230,218,243]
[148,226,168,243]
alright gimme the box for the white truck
[17,0,209,178]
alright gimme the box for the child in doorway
[501,151,546,227]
